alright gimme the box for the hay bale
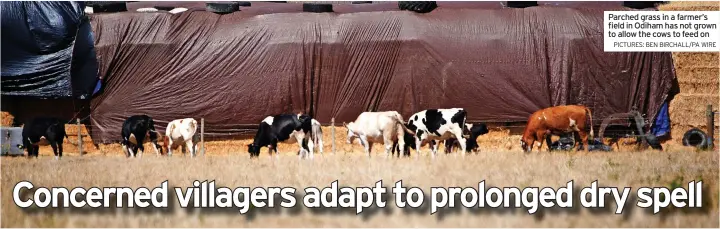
[658,1,719,11]
[669,94,720,127]
[678,78,719,94]
[1,111,14,127]
[672,52,720,69]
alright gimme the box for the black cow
[121,115,162,158]
[445,123,489,154]
[18,117,68,159]
[247,113,319,159]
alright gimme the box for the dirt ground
[2,145,718,227]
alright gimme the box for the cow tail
[585,107,594,139]
[393,112,414,135]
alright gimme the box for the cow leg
[452,130,467,157]
[181,143,188,156]
[545,134,553,152]
[32,145,40,158]
[359,135,371,157]
[414,136,423,159]
[122,143,130,157]
[444,140,452,154]
[383,135,394,158]
[429,140,439,158]
[294,133,308,159]
[137,144,145,158]
[577,131,589,152]
[535,131,546,152]
[307,136,315,160]
[316,136,324,155]
[57,140,64,159]
[186,140,196,157]
[128,146,136,158]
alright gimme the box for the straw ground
[1,125,718,227]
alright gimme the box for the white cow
[344,111,414,158]
[163,118,199,157]
[406,108,468,158]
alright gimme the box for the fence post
[707,104,714,150]
[331,117,336,154]
[77,118,83,155]
[201,118,205,156]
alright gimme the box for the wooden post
[331,118,336,154]
[77,118,83,155]
[707,105,714,150]
[201,118,205,156]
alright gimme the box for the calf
[404,108,469,158]
[163,118,199,157]
[18,117,68,159]
[520,105,594,152]
[311,119,324,155]
[344,111,414,158]
[247,113,319,159]
[121,115,162,158]
[445,123,489,154]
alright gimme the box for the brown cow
[520,105,594,152]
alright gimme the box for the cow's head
[343,122,358,144]
[520,134,535,152]
[247,143,261,157]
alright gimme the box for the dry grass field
[1,124,719,227]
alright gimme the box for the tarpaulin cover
[87,1,677,143]
[1,1,99,99]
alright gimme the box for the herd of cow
[17,105,595,160]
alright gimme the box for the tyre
[682,128,709,149]
[352,1,373,4]
[236,1,251,7]
[506,1,538,8]
[154,6,175,11]
[206,2,240,14]
[623,1,664,9]
[398,1,437,13]
[303,3,333,13]
[87,1,128,13]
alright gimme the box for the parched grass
[1,147,718,227]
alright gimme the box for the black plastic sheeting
[1,1,99,99]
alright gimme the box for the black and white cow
[247,113,321,159]
[444,123,489,154]
[403,108,469,158]
[18,117,68,159]
[121,115,162,158]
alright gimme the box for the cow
[247,113,321,159]
[310,119,324,155]
[163,118,199,157]
[444,123,489,154]
[18,117,68,159]
[121,115,163,158]
[343,111,414,158]
[403,108,469,158]
[520,105,594,152]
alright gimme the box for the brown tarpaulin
[87,2,677,143]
